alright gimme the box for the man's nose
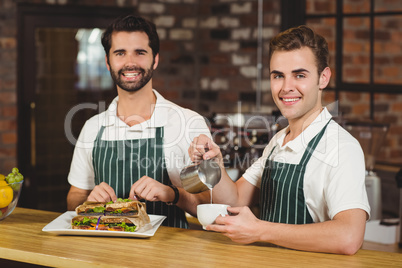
[282,77,295,93]
[125,53,138,66]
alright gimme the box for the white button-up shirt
[68,90,211,190]
[243,108,370,222]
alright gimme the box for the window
[75,28,113,90]
[301,0,402,162]
[305,0,402,94]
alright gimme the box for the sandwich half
[104,199,144,216]
[71,215,149,232]
[75,199,147,217]
[75,201,106,216]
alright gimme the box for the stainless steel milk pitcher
[180,159,221,193]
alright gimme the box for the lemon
[0,174,5,181]
[0,184,13,208]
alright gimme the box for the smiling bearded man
[67,15,212,229]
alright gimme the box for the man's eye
[296,74,306,79]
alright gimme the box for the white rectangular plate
[42,211,166,238]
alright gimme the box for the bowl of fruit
[0,168,24,221]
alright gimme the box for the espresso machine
[345,122,389,221]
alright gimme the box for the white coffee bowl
[197,204,229,230]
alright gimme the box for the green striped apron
[92,126,188,228]
[259,120,330,224]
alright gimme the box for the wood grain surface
[0,208,401,267]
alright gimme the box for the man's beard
[110,65,154,93]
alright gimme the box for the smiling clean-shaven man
[189,25,370,255]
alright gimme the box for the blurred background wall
[0,0,401,213]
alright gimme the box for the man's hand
[206,206,262,244]
[207,206,367,255]
[87,182,118,203]
[129,176,175,203]
[189,134,223,165]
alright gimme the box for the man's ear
[319,67,331,89]
[153,53,159,70]
[105,55,110,71]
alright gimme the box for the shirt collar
[276,107,332,152]
[102,89,169,130]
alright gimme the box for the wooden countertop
[0,208,401,267]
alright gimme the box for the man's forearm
[212,170,254,207]
[66,187,91,211]
[176,189,210,217]
[257,209,367,255]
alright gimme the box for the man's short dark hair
[101,15,159,59]
[268,25,329,75]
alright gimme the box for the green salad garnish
[92,206,106,213]
[106,198,132,204]
[73,217,98,226]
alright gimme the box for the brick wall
[0,0,280,173]
[0,0,17,173]
[0,0,401,175]
[151,0,280,115]
[307,0,402,164]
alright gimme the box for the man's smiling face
[270,46,330,125]
[106,31,159,93]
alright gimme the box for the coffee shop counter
[0,208,401,267]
